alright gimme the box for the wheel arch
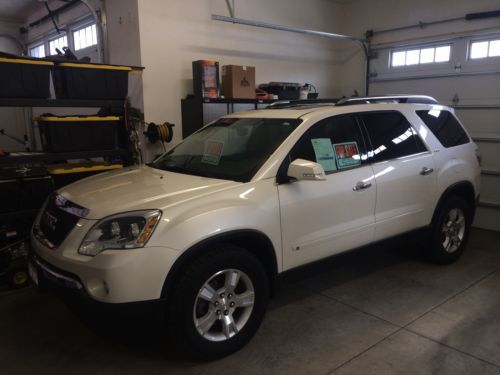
[160,229,278,301]
[432,181,477,225]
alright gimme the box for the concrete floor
[1,228,500,375]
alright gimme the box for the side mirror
[287,159,326,181]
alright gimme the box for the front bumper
[30,230,182,304]
[29,251,167,328]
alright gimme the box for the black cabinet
[181,97,275,138]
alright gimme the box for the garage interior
[1,0,500,373]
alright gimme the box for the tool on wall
[144,122,175,152]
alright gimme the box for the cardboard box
[221,65,256,99]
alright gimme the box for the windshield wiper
[155,164,208,178]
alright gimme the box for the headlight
[78,210,161,257]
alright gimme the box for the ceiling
[0,0,41,22]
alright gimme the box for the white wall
[0,18,23,54]
[105,0,143,109]
[137,0,351,157]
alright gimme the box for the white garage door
[369,32,500,231]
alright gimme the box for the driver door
[278,114,377,270]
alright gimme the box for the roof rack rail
[266,98,339,109]
[335,95,439,106]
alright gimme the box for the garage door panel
[370,36,500,231]
[474,207,500,231]
[370,74,500,104]
[455,109,500,134]
[476,142,500,169]
[479,175,500,205]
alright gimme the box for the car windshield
[151,117,301,182]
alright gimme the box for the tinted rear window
[416,110,469,148]
[360,111,427,163]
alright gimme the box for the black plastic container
[0,56,53,98]
[38,115,121,152]
[48,163,123,188]
[259,82,301,100]
[53,62,132,99]
[0,176,54,215]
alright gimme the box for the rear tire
[167,245,269,360]
[427,196,472,264]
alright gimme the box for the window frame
[71,21,98,52]
[390,44,452,68]
[27,16,99,60]
[29,43,46,58]
[468,38,500,60]
[47,33,69,56]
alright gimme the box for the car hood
[57,166,240,219]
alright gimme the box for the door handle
[353,181,372,191]
[420,167,434,176]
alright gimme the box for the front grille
[37,194,83,248]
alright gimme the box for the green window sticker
[311,138,337,172]
[333,141,361,169]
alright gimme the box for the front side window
[360,111,427,162]
[416,110,469,148]
[289,114,368,174]
[151,118,301,182]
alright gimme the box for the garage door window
[360,111,427,162]
[416,110,469,148]
[470,39,500,59]
[391,45,451,67]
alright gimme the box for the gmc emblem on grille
[43,211,58,231]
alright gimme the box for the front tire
[168,245,269,360]
[427,196,472,264]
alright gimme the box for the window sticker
[311,138,337,172]
[333,141,361,169]
[202,140,224,165]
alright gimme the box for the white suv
[30,95,480,359]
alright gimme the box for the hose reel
[143,122,175,144]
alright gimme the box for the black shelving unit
[0,98,125,108]
[0,97,131,164]
[0,149,130,165]
[0,97,133,228]
[181,96,276,138]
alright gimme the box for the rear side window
[416,110,469,148]
[360,111,427,163]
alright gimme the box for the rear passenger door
[359,111,437,240]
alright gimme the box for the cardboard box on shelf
[221,65,256,99]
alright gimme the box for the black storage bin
[38,116,121,152]
[0,56,53,98]
[48,163,123,188]
[259,82,301,100]
[0,176,53,215]
[53,62,132,99]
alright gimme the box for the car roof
[226,102,449,120]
